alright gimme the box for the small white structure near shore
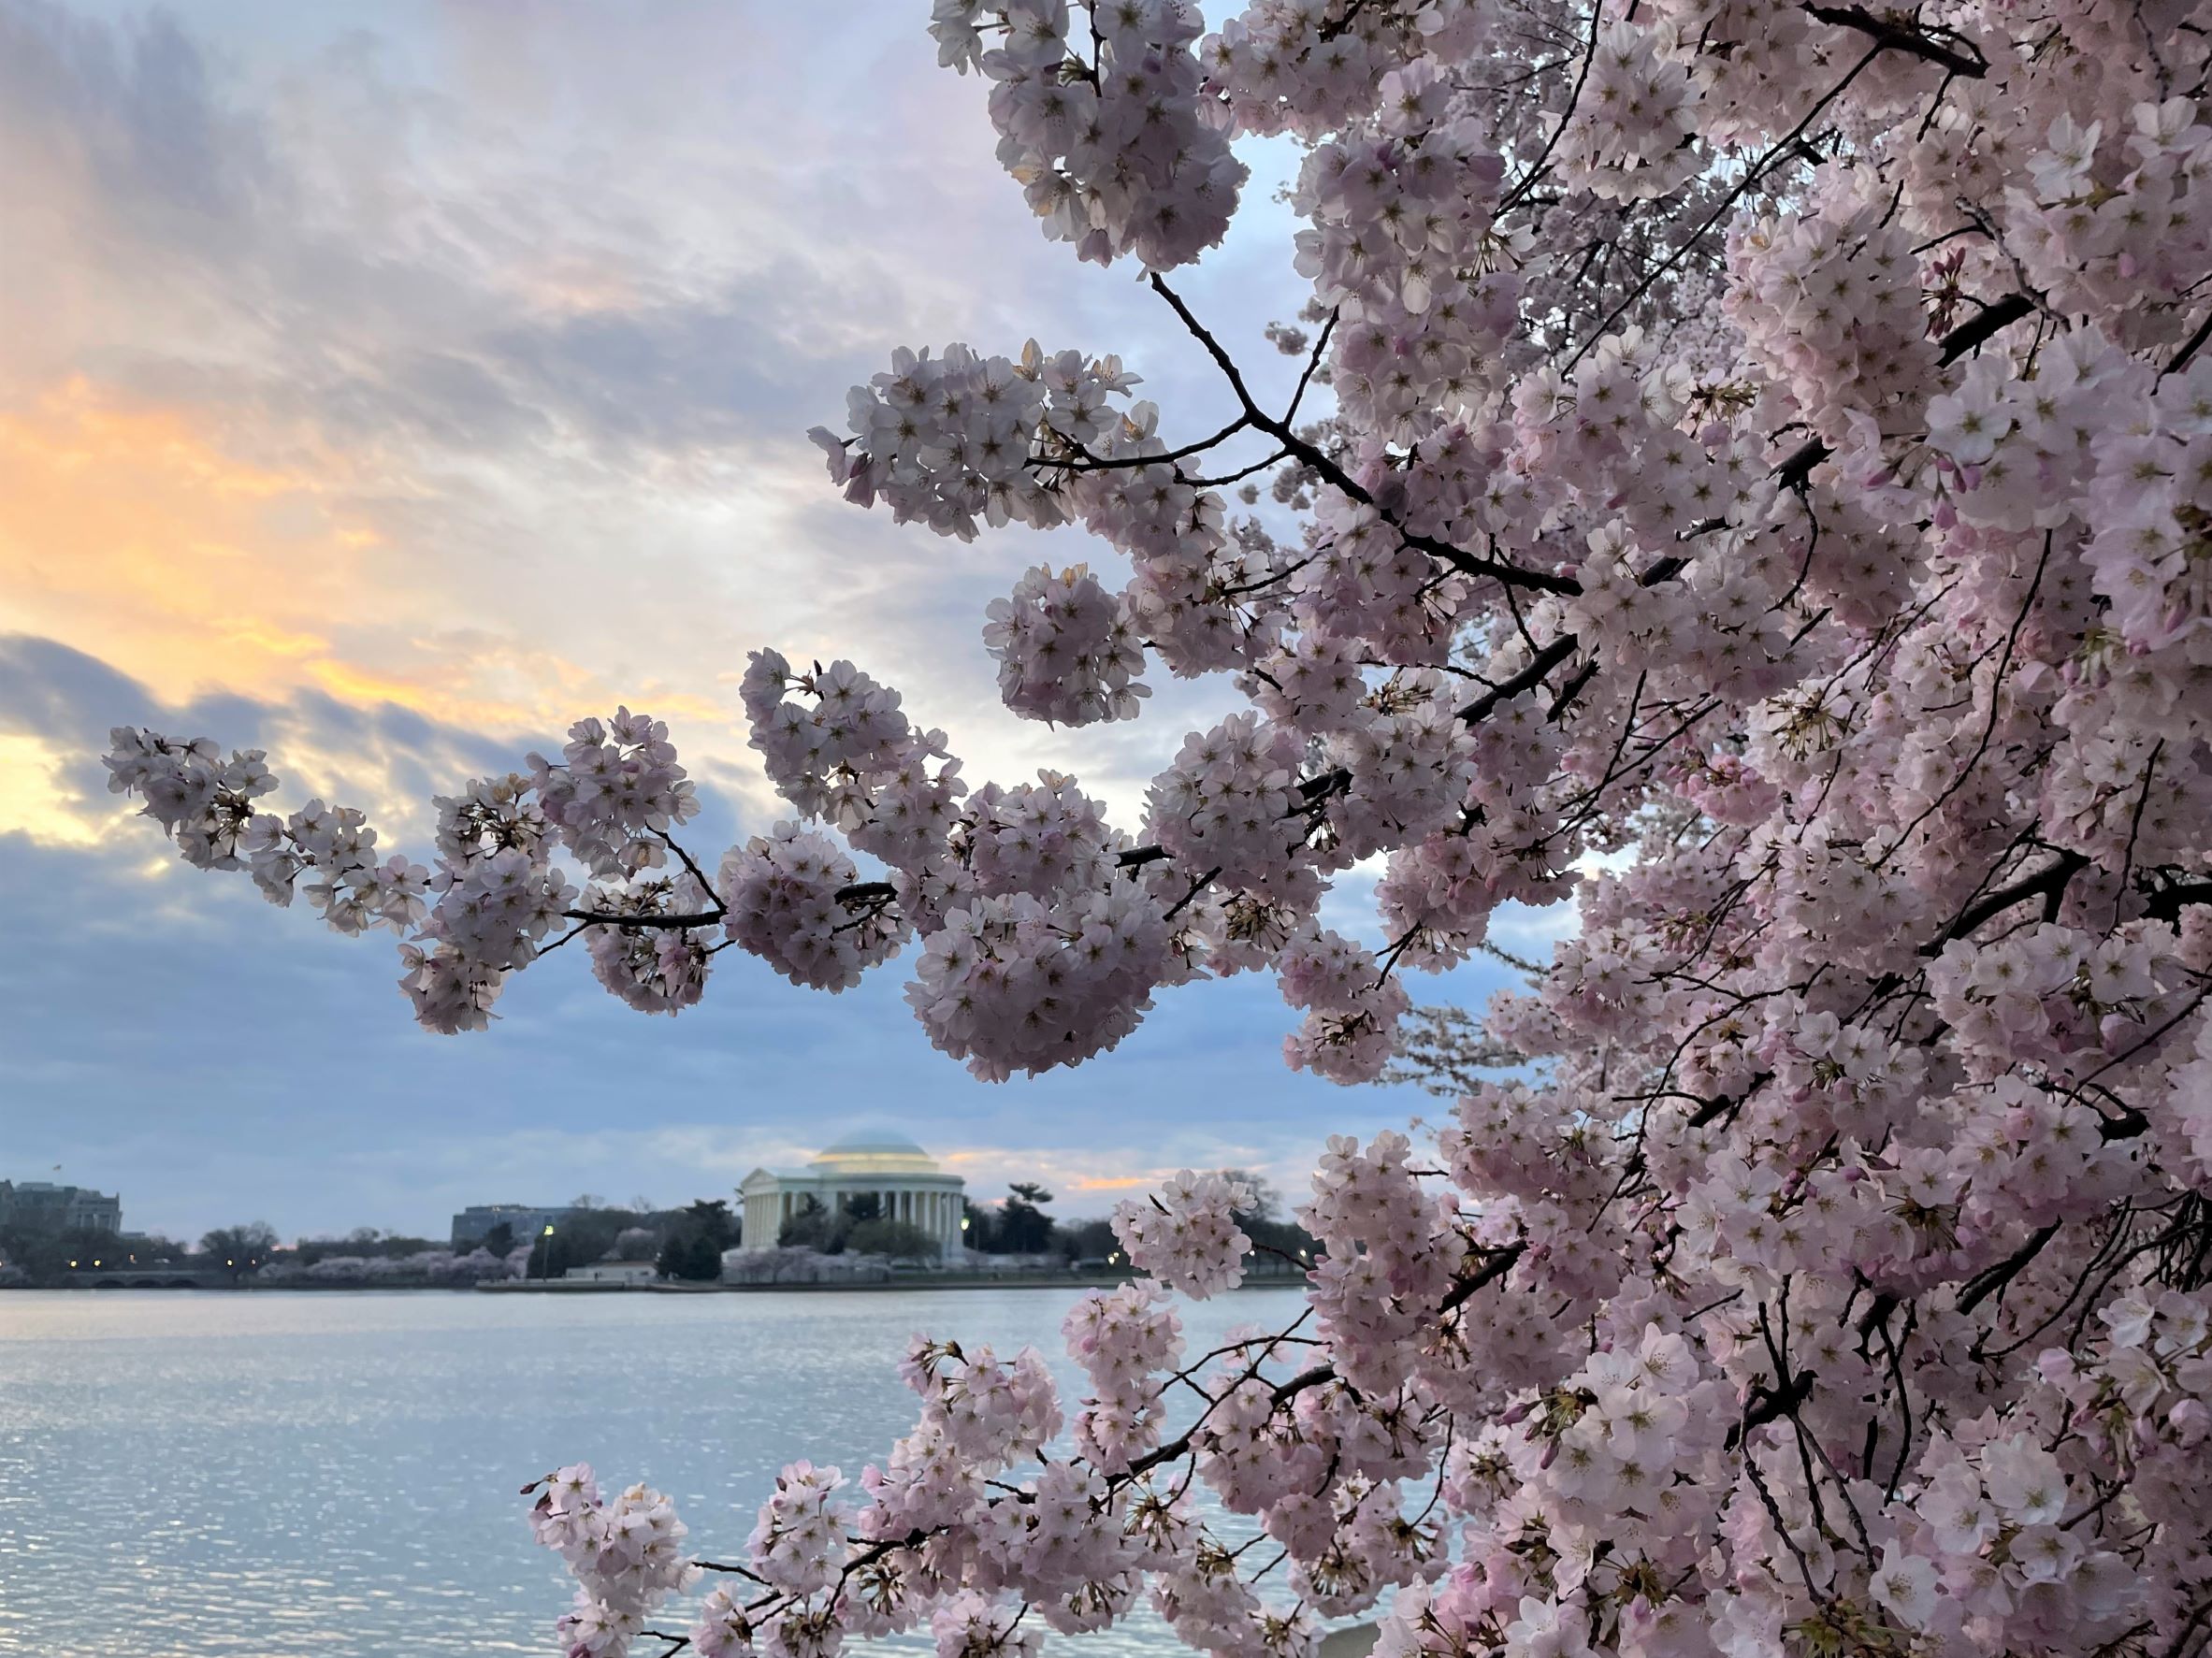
[563,1261,658,1285]
[738,1132,966,1253]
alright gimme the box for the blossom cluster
[930,0,1247,270]
[1109,1171,1254,1298]
[1063,1280,1185,1469]
[528,1466,698,1658]
[718,825,904,992]
[983,563,1149,726]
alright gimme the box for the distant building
[738,1132,965,1253]
[564,1261,658,1285]
[450,1204,580,1249]
[0,1180,121,1235]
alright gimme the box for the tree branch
[1148,272,1581,598]
[1729,1366,1816,1447]
[2144,879,2212,922]
[2165,308,2212,378]
[1935,293,2036,364]
[1457,636,1580,726]
[1920,850,2089,956]
[1958,1222,2060,1315]
[1051,414,1251,473]
[1121,1363,1337,1480]
[562,908,724,930]
[1801,3,1988,78]
[1439,1241,1528,1312]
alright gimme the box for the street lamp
[534,1223,556,1280]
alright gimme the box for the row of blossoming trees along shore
[101,0,2212,1653]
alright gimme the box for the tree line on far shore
[3,1173,1318,1288]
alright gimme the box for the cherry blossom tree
[103,1,2212,1655]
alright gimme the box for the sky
[0,1,1552,1245]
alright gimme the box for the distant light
[960,1218,970,1232]
[226,1260,235,1266]
[68,1261,78,1268]
[543,1225,556,1235]
[93,1260,101,1267]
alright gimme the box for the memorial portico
[737,1132,966,1252]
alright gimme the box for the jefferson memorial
[737,1131,967,1253]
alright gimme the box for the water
[0,1286,1308,1657]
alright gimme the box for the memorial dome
[808,1132,941,1177]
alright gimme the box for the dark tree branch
[1121,1363,1337,1480]
[1439,1241,1528,1312]
[1802,3,1988,78]
[2144,879,2212,922]
[1283,309,1338,426]
[1730,1367,1817,1447]
[1498,0,1610,213]
[1920,851,2089,956]
[1773,438,1830,490]
[2166,308,2212,377]
[1148,272,1581,598]
[1052,414,1251,473]
[1935,293,2036,364]
[1458,636,1580,725]
[1687,1071,1776,1129]
[1566,48,1886,371]
[563,908,724,930]
[1958,1222,2061,1314]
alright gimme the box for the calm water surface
[0,1286,1308,1657]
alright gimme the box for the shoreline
[11,1273,1311,1295]
[482,1273,1291,1294]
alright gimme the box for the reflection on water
[0,1286,1307,1657]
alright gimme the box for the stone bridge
[59,1266,238,1289]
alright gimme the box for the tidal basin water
[0,1285,1308,1657]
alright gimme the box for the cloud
[0,732,115,846]
[0,1,1320,815]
